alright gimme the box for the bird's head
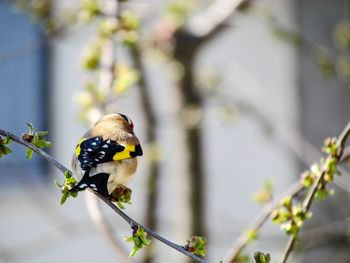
[98,113,135,133]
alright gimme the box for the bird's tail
[69,171,110,197]
[69,171,90,193]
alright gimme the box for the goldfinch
[70,113,143,199]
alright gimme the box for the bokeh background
[1,0,350,262]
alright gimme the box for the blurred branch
[212,89,320,165]
[129,43,160,263]
[85,192,133,263]
[223,123,350,263]
[80,1,132,260]
[0,128,208,263]
[187,0,245,38]
[280,122,350,263]
[223,181,304,263]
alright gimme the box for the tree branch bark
[0,128,208,263]
[279,122,350,263]
[224,123,350,263]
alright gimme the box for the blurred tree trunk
[130,44,160,263]
[174,31,206,238]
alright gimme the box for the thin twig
[0,128,208,263]
[224,123,350,263]
[223,181,304,263]
[279,122,350,263]
[85,192,133,263]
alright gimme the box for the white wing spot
[95,137,99,141]
[90,184,96,187]
[107,140,111,143]
[94,158,99,161]
[102,145,108,148]
[79,183,87,188]
[87,148,92,152]
[91,142,97,146]
[100,151,105,155]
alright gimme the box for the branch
[85,192,133,263]
[186,0,245,38]
[0,128,208,263]
[223,181,304,263]
[280,122,350,263]
[223,123,350,263]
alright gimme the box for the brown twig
[279,122,350,263]
[85,192,133,263]
[223,181,304,263]
[224,123,350,263]
[0,128,208,263]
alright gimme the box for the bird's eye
[130,121,134,129]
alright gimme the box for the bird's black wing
[76,136,125,171]
[75,136,143,171]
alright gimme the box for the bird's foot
[108,185,132,204]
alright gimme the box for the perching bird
[70,113,143,199]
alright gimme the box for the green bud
[253,251,271,263]
[245,229,258,241]
[184,236,207,257]
[124,227,151,257]
[98,19,118,38]
[81,42,102,70]
[281,196,292,209]
[120,11,140,31]
[301,170,315,187]
[79,0,101,23]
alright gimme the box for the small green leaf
[124,236,134,243]
[61,192,69,205]
[26,122,34,134]
[37,131,49,136]
[0,136,13,158]
[55,170,78,204]
[281,196,292,209]
[3,146,12,155]
[124,226,151,257]
[4,135,12,145]
[253,251,271,263]
[26,148,33,159]
[117,201,126,209]
[245,229,258,241]
[184,236,207,257]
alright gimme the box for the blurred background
[0,0,350,262]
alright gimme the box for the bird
[69,113,143,200]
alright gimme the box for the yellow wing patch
[75,138,85,157]
[113,144,136,161]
